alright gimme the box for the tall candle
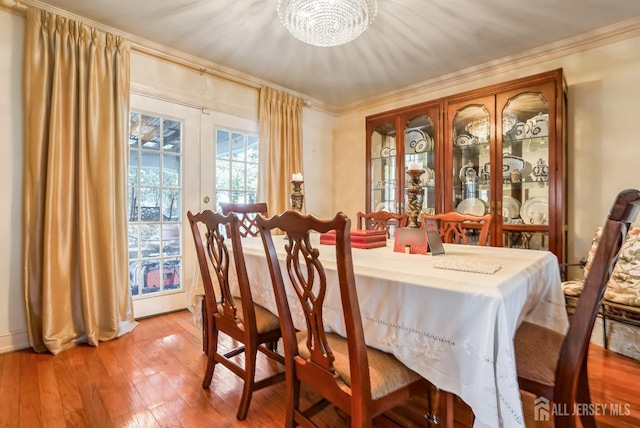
[407,162,423,171]
[292,173,304,181]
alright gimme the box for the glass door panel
[370,122,397,212]
[501,91,550,250]
[404,114,436,214]
[451,104,491,216]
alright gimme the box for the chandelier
[278,0,378,47]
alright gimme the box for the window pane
[232,192,245,203]
[216,129,230,159]
[162,190,180,221]
[216,161,230,190]
[141,115,161,151]
[128,224,139,257]
[247,135,258,162]
[128,187,138,221]
[129,151,139,186]
[162,225,180,256]
[162,154,180,187]
[163,258,181,291]
[216,191,230,210]
[247,192,257,203]
[163,119,181,153]
[129,260,140,296]
[139,188,160,221]
[231,162,245,190]
[140,224,161,256]
[247,163,258,191]
[140,152,160,186]
[231,132,245,161]
[142,260,161,294]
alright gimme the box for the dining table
[215,234,569,428]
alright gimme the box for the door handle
[203,196,210,204]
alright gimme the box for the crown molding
[16,0,337,116]
[338,16,640,116]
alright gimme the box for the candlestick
[406,168,426,228]
[290,180,304,211]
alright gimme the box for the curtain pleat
[258,87,304,216]
[23,7,137,354]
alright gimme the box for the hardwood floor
[1,310,640,427]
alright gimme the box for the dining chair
[419,212,492,246]
[256,210,431,427]
[514,188,640,428]
[356,211,408,238]
[219,202,268,237]
[187,209,285,420]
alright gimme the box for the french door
[128,93,259,318]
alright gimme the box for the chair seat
[561,280,584,297]
[514,321,565,387]
[298,332,422,400]
[218,297,280,334]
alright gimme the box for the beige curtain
[258,87,304,215]
[23,7,137,354]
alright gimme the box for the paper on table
[433,259,502,274]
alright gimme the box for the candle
[292,172,304,182]
[407,162,423,171]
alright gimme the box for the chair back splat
[420,212,492,246]
[514,188,640,428]
[257,210,429,427]
[356,211,408,238]
[219,202,268,237]
[187,209,284,421]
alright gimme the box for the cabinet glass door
[370,122,397,213]
[501,90,551,250]
[404,114,436,214]
[451,104,491,220]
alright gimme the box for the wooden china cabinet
[365,69,567,262]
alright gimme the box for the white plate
[502,196,521,219]
[454,134,475,147]
[521,196,549,224]
[502,154,526,178]
[456,198,487,216]
[407,129,433,153]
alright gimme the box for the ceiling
[34,0,640,109]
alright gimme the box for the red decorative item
[319,229,387,249]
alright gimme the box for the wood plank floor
[1,310,640,427]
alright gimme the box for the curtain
[23,7,137,354]
[258,87,304,215]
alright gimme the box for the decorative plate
[520,196,549,225]
[406,129,433,153]
[502,154,526,178]
[456,198,487,216]
[502,196,521,220]
[454,133,475,147]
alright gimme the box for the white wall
[333,35,640,277]
[0,8,335,353]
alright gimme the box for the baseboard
[0,329,30,354]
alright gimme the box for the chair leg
[202,319,218,389]
[286,377,300,428]
[602,305,608,349]
[236,346,258,420]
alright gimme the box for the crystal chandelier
[278,0,378,47]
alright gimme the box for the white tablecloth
[224,235,569,428]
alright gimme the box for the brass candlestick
[406,169,425,228]
[290,180,304,211]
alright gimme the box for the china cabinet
[365,69,566,261]
[365,100,442,217]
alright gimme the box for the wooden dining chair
[419,212,492,246]
[256,210,431,427]
[187,209,285,420]
[219,202,268,237]
[514,188,640,428]
[356,211,408,238]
